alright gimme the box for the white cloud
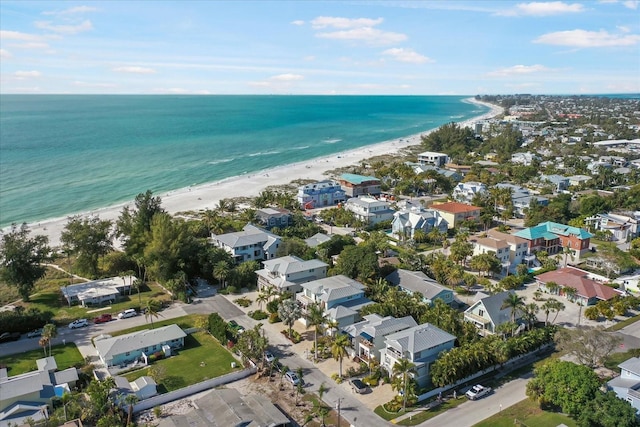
[270,73,304,81]
[291,20,305,26]
[15,70,42,78]
[497,1,585,16]
[34,19,93,35]
[12,42,50,49]
[382,48,432,64]
[304,55,316,61]
[317,27,407,46]
[487,64,551,77]
[0,30,43,41]
[43,5,98,15]
[311,16,384,29]
[112,66,156,74]
[623,0,639,9]
[534,29,640,47]
[617,25,631,33]
[0,49,12,58]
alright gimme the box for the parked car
[349,378,368,394]
[118,309,137,319]
[27,328,43,338]
[228,320,245,334]
[264,351,275,363]
[93,313,113,324]
[69,319,89,329]
[0,332,21,342]
[285,371,302,386]
[465,384,492,400]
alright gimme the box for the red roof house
[536,267,621,306]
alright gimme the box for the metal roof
[95,324,187,361]
[384,323,456,355]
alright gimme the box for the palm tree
[124,393,139,426]
[522,302,540,330]
[445,265,465,289]
[545,281,560,295]
[307,303,327,361]
[326,318,340,337]
[331,333,350,378]
[256,291,269,310]
[392,357,416,412]
[42,323,57,357]
[144,299,162,328]
[501,293,525,335]
[278,298,302,339]
[213,261,230,288]
[563,286,578,303]
[39,336,49,357]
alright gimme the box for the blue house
[95,324,187,368]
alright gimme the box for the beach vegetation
[116,189,166,259]
[0,223,52,301]
[61,215,114,278]
[420,122,479,163]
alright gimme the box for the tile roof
[486,229,528,246]
[474,236,509,250]
[432,201,481,214]
[514,221,593,241]
[536,267,619,300]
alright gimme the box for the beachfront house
[61,275,136,307]
[210,223,281,263]
[94,324,187,368]
[338,174,381,198]
[297,180,346,209]
[256,207,292,230]
[256,255,328,294]
[391,200,448,240]
[379,323,456,388]
[343,314,418,365]
[384,269,454,306]
[431,201,481,229]
[0,357,78,427]
[296,275,373,330]
[607,357,640,414]
[343,196,394,226]
[418,151,449,167]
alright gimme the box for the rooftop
[432,201,481,214]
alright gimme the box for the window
[478,309,485,317]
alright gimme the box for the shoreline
[9,98,502,248]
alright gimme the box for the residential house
[94,324,187,368]
[607,356,640,413]
[297,180,346,209]
[464,291,523,335]
[379,323,456,388]
[452,182,487,204]
[296,275,373,330]
[514,221,593,258]
[391,201,448,240]
[156,388,291,427]
[495,183,548,218]
[418,151,449,167]
[408,163,462,182]
[540,174,569,193]
[0,356,78,427]
[304,232,331,248]
[568,175,592,187]
[343,314,418,364]
[471,236,511,275]
[256,255,328,294]
[445,163,472,177]
[511,152,540,166]
[486,229,532,270]
[343,196,395,226]
[431,201,481,229]
[338,174,381,197]
[385,269,454,306]
[113,375,158,400]
[61,275,135,307]
[256,208,292,230]
[536,267,621,306]
[210,223,281,263]
[585,212,640,242]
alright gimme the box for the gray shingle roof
[95,324,186,361]
[466,291,520,326]
[385,269,450,300]
[385,323,456,355]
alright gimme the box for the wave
[207,158,234,165]
[292,145,309,150]
[449,114,464,119]
[322,138,342,144]
[248,150,281,157]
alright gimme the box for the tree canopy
[61,215,113,278]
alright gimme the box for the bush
[266,299,280,314]
[364,376,378,387]
[235,297,252,307]
[227,286,239,294]
[249,310,268,320]
[331,373,344,384]
[268,313,281,323]
[208,312,227,343]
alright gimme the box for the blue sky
[1,1,639,95]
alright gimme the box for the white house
[379,323,456,388]
[344,196,395,226]
[385,269,454,306]
[391,201,448,240]
[61,275,136,307]
[210,224,281,263]
[472,236,511,275]
[511,152,540,166]
[256,255,328,294]
[464,291,523,335]
[452,182,487,204]
[418,151,449,167]
[113,375,158,401]
[486,229,532,271]
[343,314,417,365]
[608,357,640,413]
[585,212,640,242]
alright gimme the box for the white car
[118,309,138,319]
[264,351,275,363]
[69,319,89,329]
[285,371,302,386]
[465,384,492,400]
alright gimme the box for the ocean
[0,95,487,228]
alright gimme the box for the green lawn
[473,398,576,427]
[396,397,468,426]
[123,331,238,392]
[0,343,84,376]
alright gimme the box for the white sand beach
[20,98,502,248]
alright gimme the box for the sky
[1,0,639,95]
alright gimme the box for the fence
[132,367,257,413]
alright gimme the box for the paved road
[417,373,531,427]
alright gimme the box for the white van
[118,309,137,319]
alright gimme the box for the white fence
[132,367,257,413]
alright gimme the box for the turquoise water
[0,95,487,227]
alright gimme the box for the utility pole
[335,398,342,427]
